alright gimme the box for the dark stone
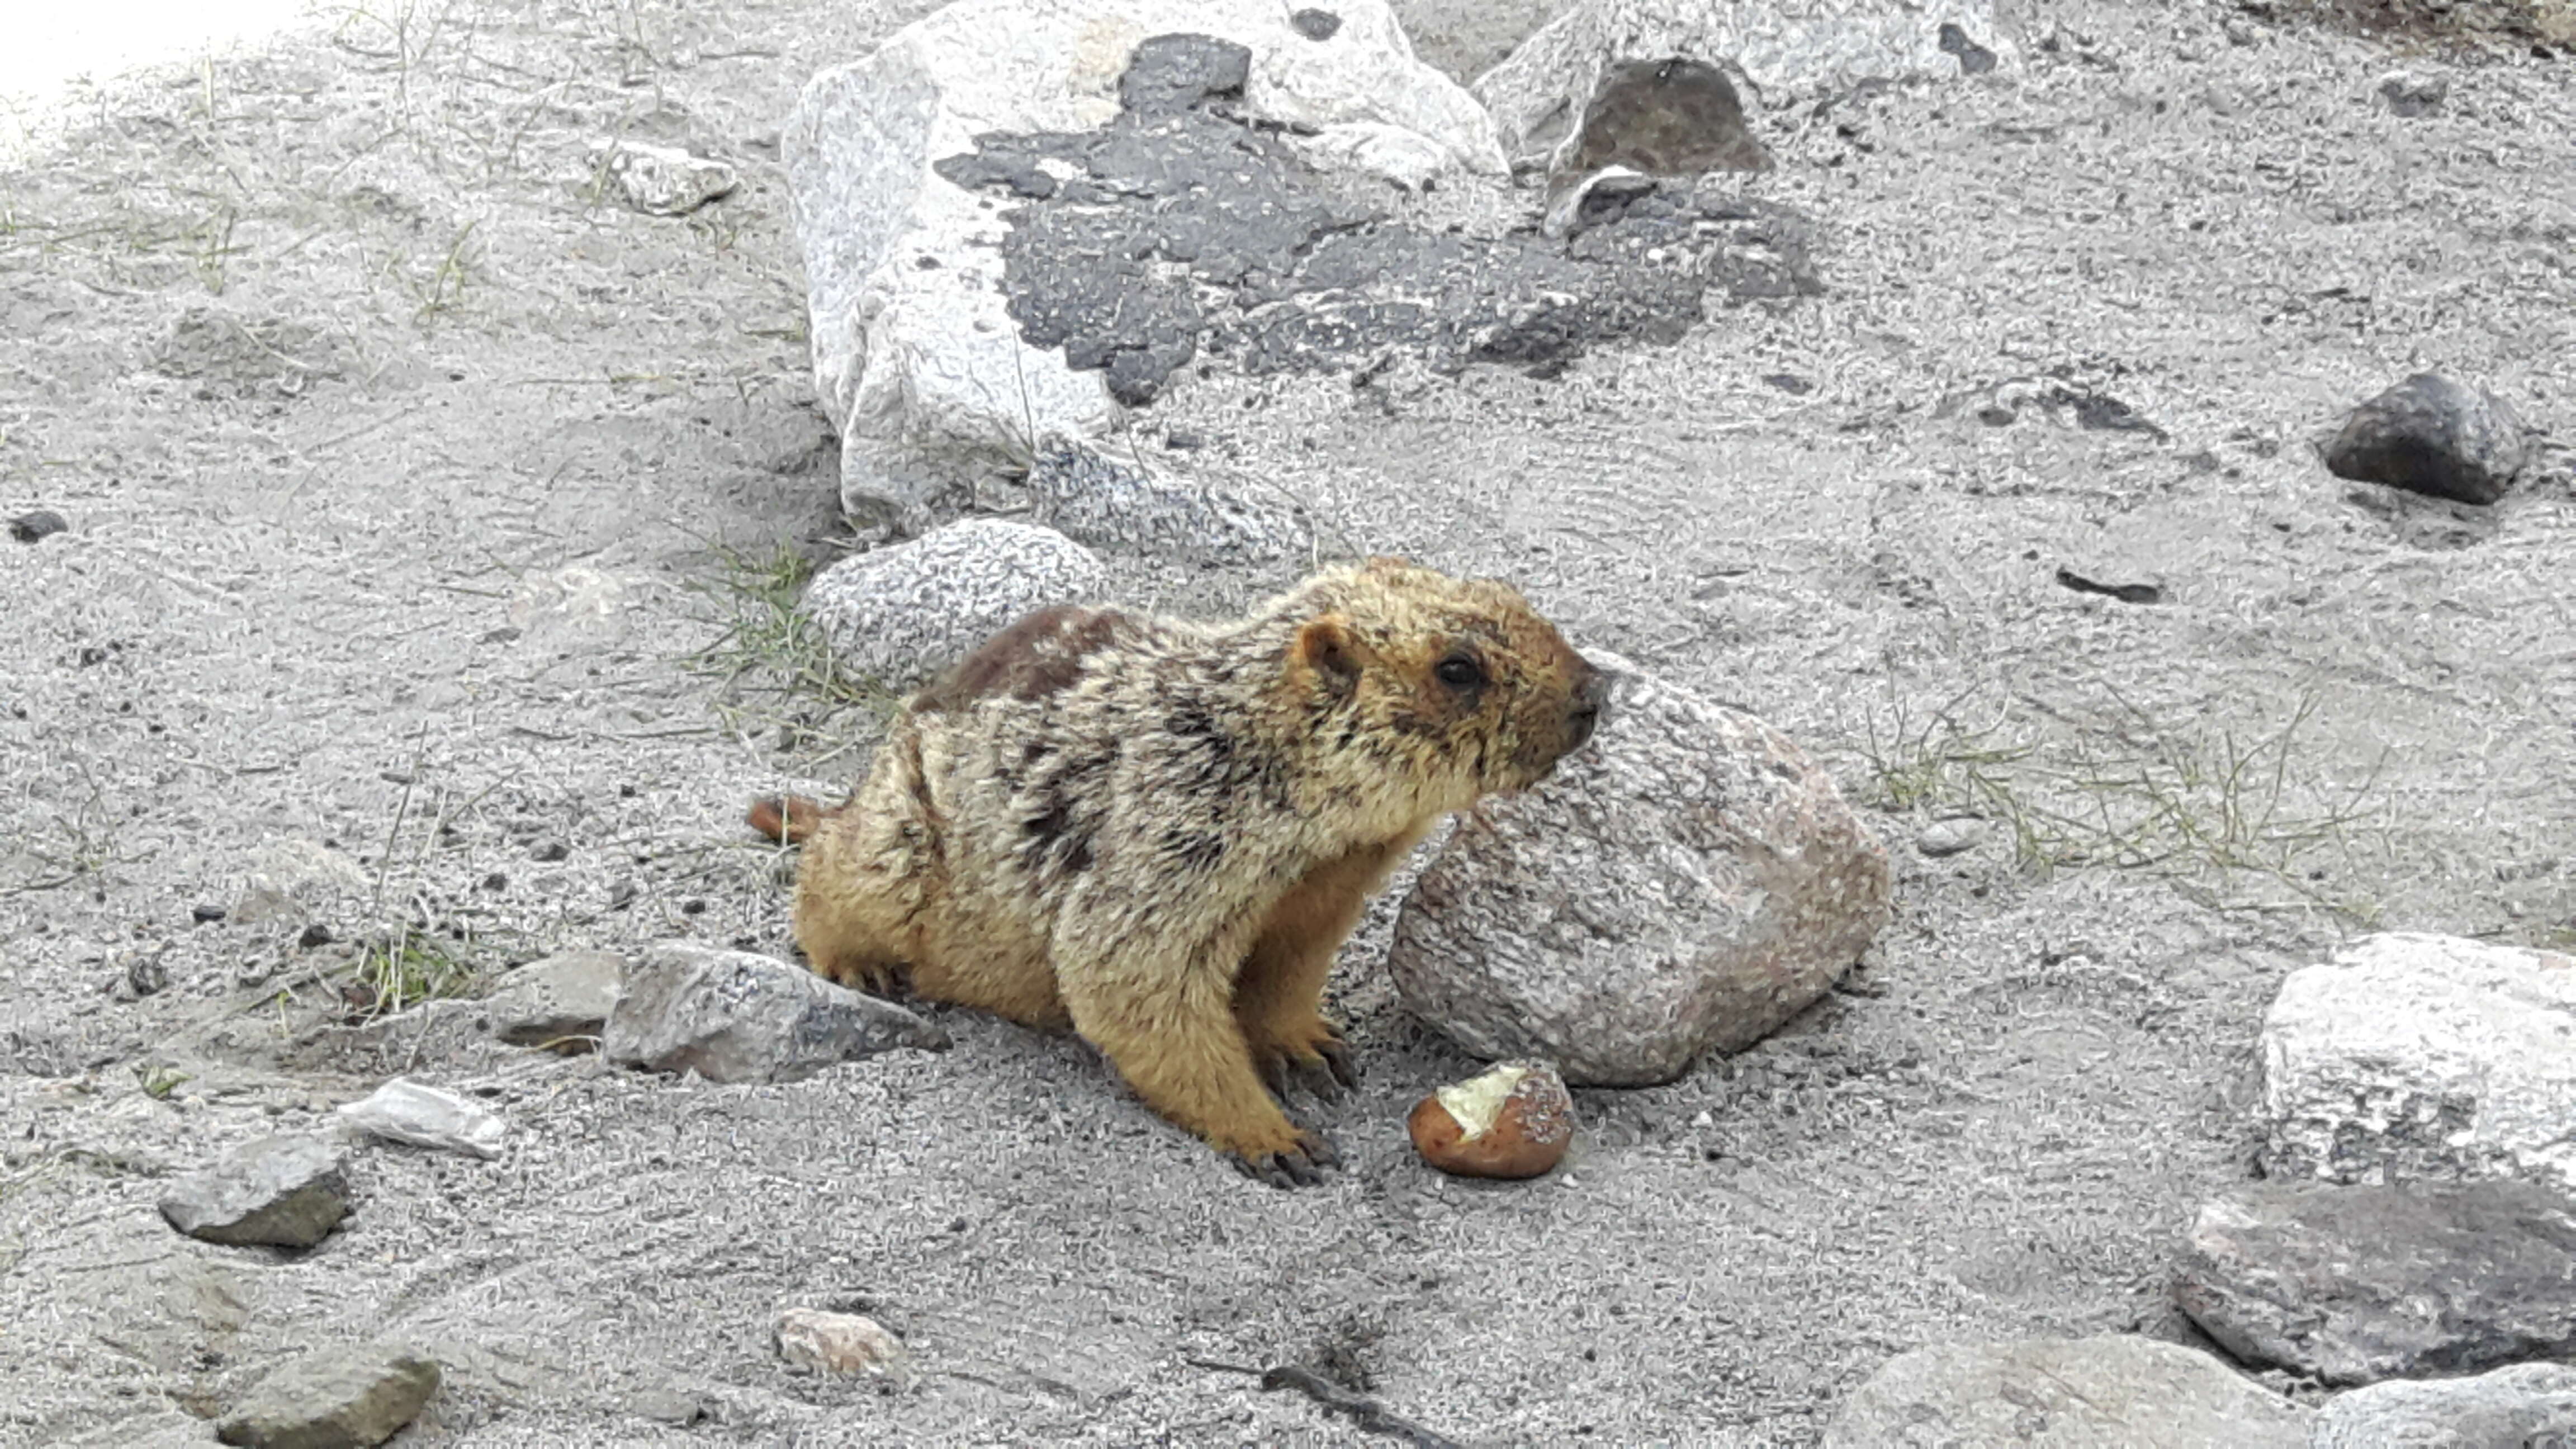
[192,903,228,923]
[1976,404,2016,427]
[2054,567,2163,605]
[10,509,68,543]
[2322,373,2529,505]
[2379,74,2447,117]
[159,1135,351,1248]
[2055,386,2163,437]
[1566,58,1768,177]
[1290,8,1342,41]
[1118,34,1252,119]
[1939,22,1999,75]
[1763,373,1812,395]
[2175,1180,2576,1385]
[217,1344,439,1448]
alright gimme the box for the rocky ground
[3,0,2572,1444]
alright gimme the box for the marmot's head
[1282,557,1609,817]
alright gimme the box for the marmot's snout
[1566,659,1612,752]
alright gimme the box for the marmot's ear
[1293,613,1363,697]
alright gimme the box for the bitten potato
[1407,1059,1574,1179]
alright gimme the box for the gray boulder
[2175,1179,2576,1385]
[159,1135,349,1249]
[604,942,949,1085]
[801,519,1107,689]
[2312,1363,2576,1448]
[1475,0,2015,175]
[781,0,1500,527]
[216,1344,439,1449]
[2260,932,2576,1194]
[2322,372,2529,505]
[1821,1335,2308,1448]
[1390,662,1890,1086]
[481,949,625,1052]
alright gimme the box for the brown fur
[759,557,1606,1186]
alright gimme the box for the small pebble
[1916,818,1991,858]
[8,509,67,543]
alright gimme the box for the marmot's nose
[1567,664,1612,747]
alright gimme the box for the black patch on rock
[1568,58,1769,176]
[1118,34,1252,119]
[935,56,1822,404]
[2323,372,2528,505]
[1290,9,1342,41]
[2054,386,2164,438]
[1763,373,1812,395]
[1939,23,1999,75]
[10,509,68,543]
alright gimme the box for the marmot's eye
[1434,655,1484,689]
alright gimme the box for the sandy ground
[3,0,2572,1444]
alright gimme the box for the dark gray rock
[2313,1363,2576,1448]
[1561,56,1768,179]
[1290,8,1342,40]
[216,1344,439,1449]
[604,942,950,1085]
[1025,446,1310,564]
[10,509,67,543]
[1118,34,1251,117]
[2377,70,2449,117]
[2175,1180,2576,1385]
[1821,1335,2309,1448]
[158,1135,349,1248]
[1390,662,1891,1086]
[481,949,624,1051]
[2322,373,2530,505]
[1939,21,1997,74]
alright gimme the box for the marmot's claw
[1259,1055,1296,1106]
[1316,1039,1358,1092]
[1230,1134,1334,1188]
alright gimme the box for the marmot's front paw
[1228,1128,1340,1190]
[1252,1024,1359,1104]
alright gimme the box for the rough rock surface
[1476,0,2015,172]
[2175,1179,2576,1385]
[2260,932,2576,1193]
[1559,55,1770,179]
[479,949,624,1051]
[1025,445,1310,564]
[944,102,1819,404]
[775,1307,913,1381]
[215,1344,440,1449]
[334,1079,509,1159]
[598,141,738,216]
[1390,662,1891,1085]
[799,518,1108,688]
[2321,372,2530,505]
[603,941,950,1085]
[1820,1335,2309,1448]
[158,1135,350,1249]
[782,0,1499,524]
[2312,1363,2576,1448]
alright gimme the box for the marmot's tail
[747,794,826,845]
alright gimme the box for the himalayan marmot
[750,556,1606,1186]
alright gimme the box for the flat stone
[481,949,625,1052]
[334,1079,508,1159]
[800,519,1108,688]
[2260,932,2576,1193]
[216,1344,439,1449]
[1025,445,1310,564]
[10,509,68,543]
[604,941,949,1085]
[2312,1363,2576,1447]
[1390,658,1890,1086]
[600,141,738,215]
[2321,373,2529,505]
[2175,1179,2576,1385]
[1915,817,1989,858]
[775,1307,912,1381]
[159,1135,349,1248]
[1821,1335,2308,1448]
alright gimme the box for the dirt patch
[2,0,2571,1445]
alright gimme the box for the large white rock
[1474,0,2014,173]
[783,0,1503,527]
[2312,1363,2576,1448]
[1822,1336,2310,1448]
[801,518,1109,688]
[1389,662,1891,1086]
[2260,932,2576,1194]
